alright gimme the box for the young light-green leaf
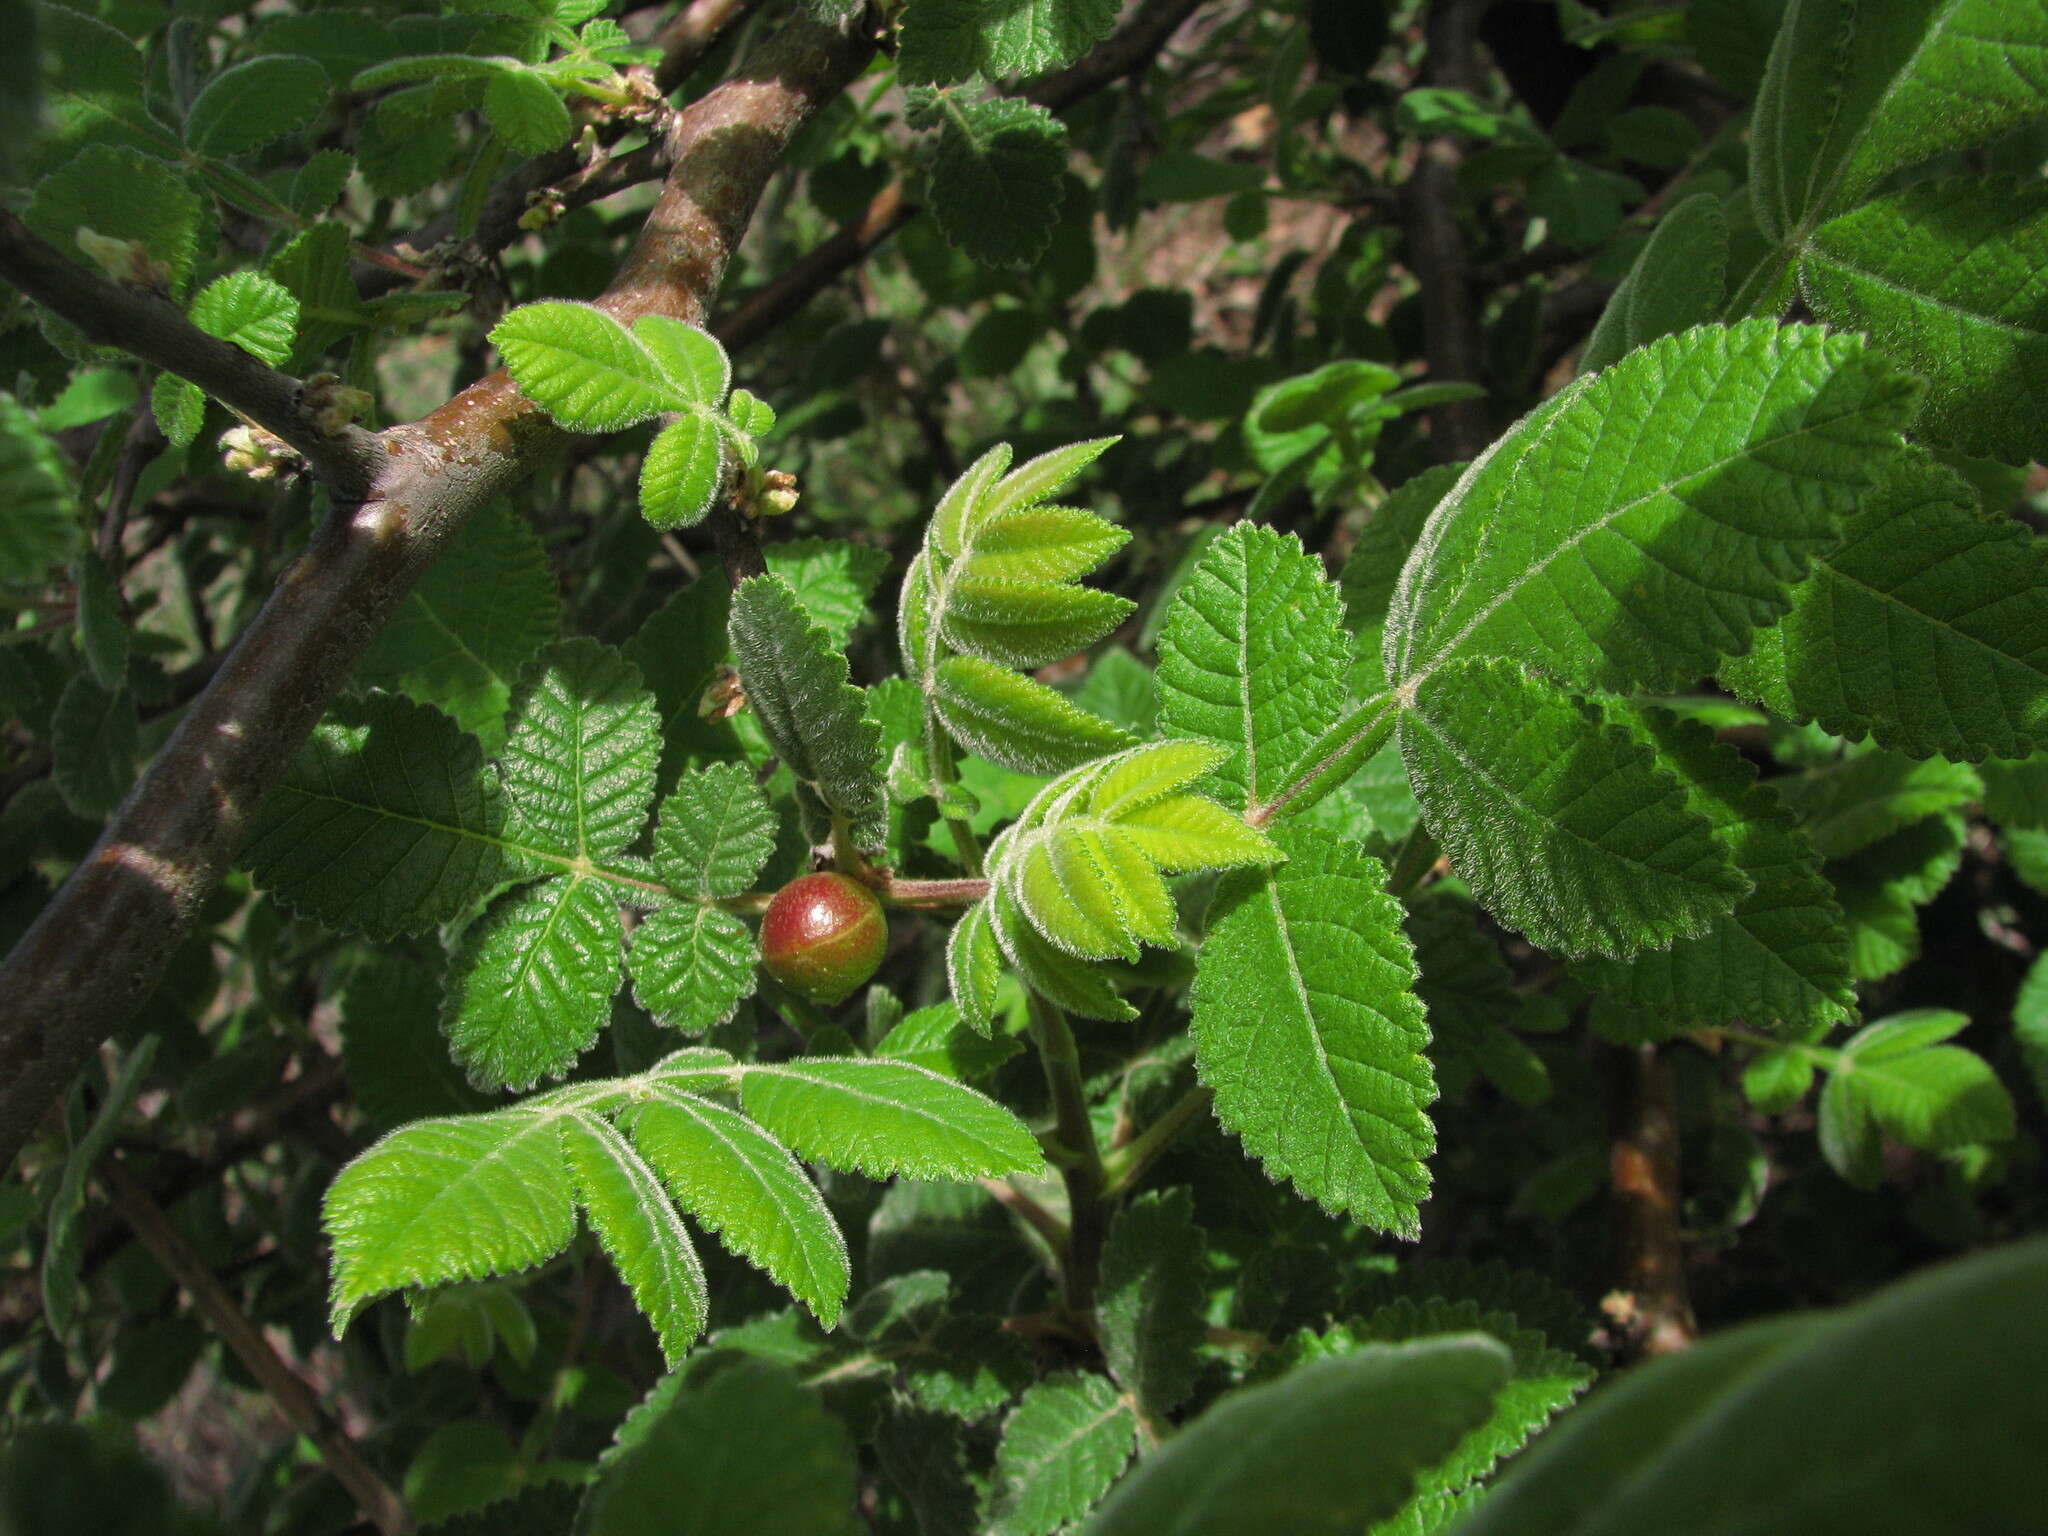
[491,300,683,431]
[640,413,727,530]
[188,269,299,367]
[986,1372,1136,1536]
[1192,823,1436,1237]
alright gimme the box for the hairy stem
[1028,993,1108,1313]
[1101,1084,1214,1195]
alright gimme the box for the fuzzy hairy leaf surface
[1399,659,1746,958]
[1578,192,1729,375]
[184,54,329,155]
[356,499,561,751]
[1097,1187,1206,1416]
[326,1110,577,1336]
[729,573,884,843]
[1802,177,2048,465]
[443,874,622,1091]
[498,638,660,859]
[1771,750,1981,860]
[626,902,756,1034]
[560,1113,707,1364]
[985,740,1278,962]
[931,656,1134,773]
[947,899,1005,1036]
[650,761,775,897]
[580,1360,862,1536]
[738,1058,1044,1180]
[983,884,1137,1021]
[639,414,727,530]
[491,301,681,430]
[768,538,890,647]
[1723,454,2048,761]
[482,65,571,154]
[626,1087,850,1327]
[241,691,519,939]
[1192,823,1436,1237]
[1387,322,1918,693]
[49,676,137,819]
[986,1372,1136,1536]
[1750,0,2048,245]
[1575,707,1853,1031]
[187,270,298,367]
[1406,893,1548,1107]
[1157,523,1354,816]
[1089,1339,1510,1536]
[899,0,1119,81]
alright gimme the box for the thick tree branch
[101,1156,411,1535]
[0,12,877,1176]
[0,210,381,494]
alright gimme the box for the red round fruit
[760,872,887,1005]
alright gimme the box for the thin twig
[1028,993,1110,1313]
[101,1156,411,1535]
[1606,1043,1698,1359]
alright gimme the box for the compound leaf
[1192,823,1436,1237]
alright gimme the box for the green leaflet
[443,874,622,1091]
[738,1058,1045,1180]
[490,301,685,431]
[1398,659,1747,958]
[626,902,756,1035]
[241,691,519,939]
[909,91,1070,268]
[898,0,1119,81]
[189,270,299,367]
[1310,1296,1594,1499]
[1771,750,1980,860]
[0,393,79,585]
[1088,1339,1510,1536]
[985,1372,1136,1536]
[499,638,660,859]
[1817,1010,2015,1187]
[1723,453,2048,759]
[1192,823,1436,1238]
[1096,1188,1207,1416]
[767,538,890,648]
[578,1360,862,1536]
[1832,812,1965,982]
[904,439,1134,774]
[947,900,1005,1036]
[876,999,1020,1080]
[989,740,1277,954]
[481,65,571,154]
[184,54,330,156]
[639,415,726,530]
[1340,463,1462,636]
[356,499,562,752]
[626,1087,851,1327]
[1750,0,2048,246]
[49,675,138,818]
[1387,321,1919,693]
[559,1113,708,1364]
[1406,892,1549,1107]
[650,761,776,897]
[326,1109,578,1336]
[1577,192,1730,375]
[1575,706,1854,1033]
[1156,523,1355,816]
[729,572,885,845]
[1801,177,2048,465]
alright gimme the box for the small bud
[698,666,747,720]
[301,373,372,437]
[75,228,171,293]
[219,423,295,481]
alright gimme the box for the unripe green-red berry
[760,872,887,1005]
